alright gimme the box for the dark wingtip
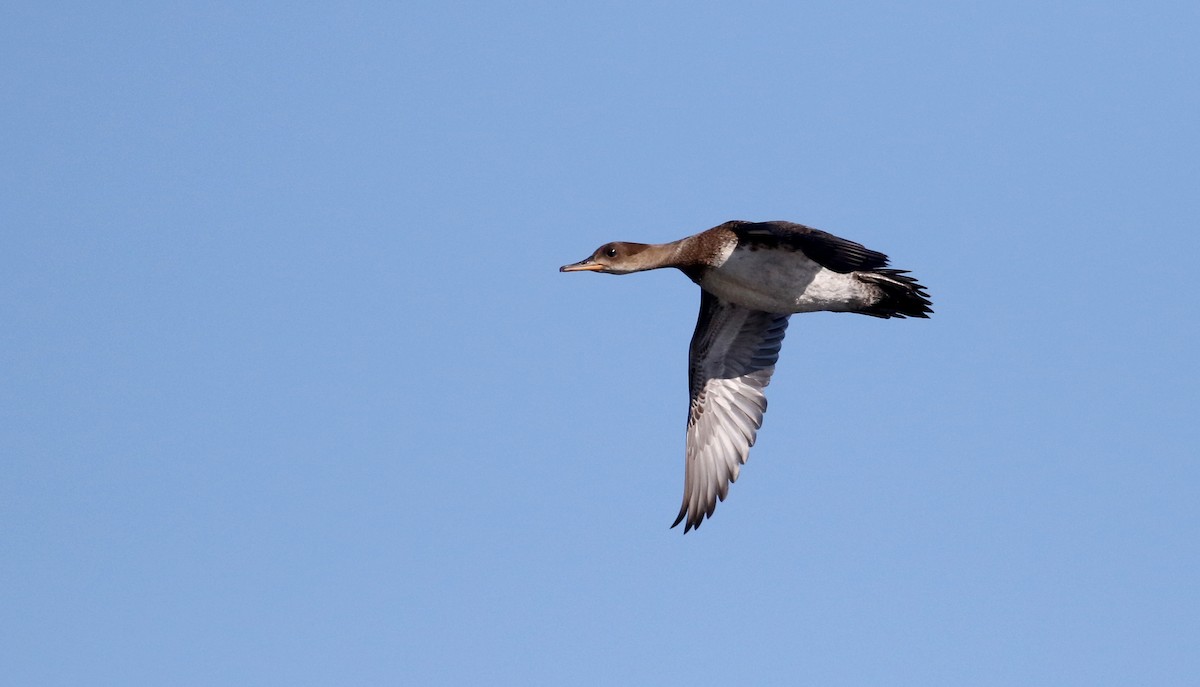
[672,515,703,533]
[858,269,934,319]
[671,506,686,530]
[672,504,704,533]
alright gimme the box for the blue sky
[3,2,1198,684]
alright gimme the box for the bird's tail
[856,269,933,319]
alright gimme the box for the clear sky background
[3,2,1198,685]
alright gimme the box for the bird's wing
[732,220,891,273]
[673,290,790,532]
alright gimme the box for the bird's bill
[559,259,603,272]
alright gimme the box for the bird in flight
[561,220,932,532]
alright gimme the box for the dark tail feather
[856,269,933,319]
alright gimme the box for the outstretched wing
[673,290,789,532]
[730,220,891,273]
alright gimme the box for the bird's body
[696,241,876,313]
[561,220,931,532]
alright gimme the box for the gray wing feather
[672,290,789,532]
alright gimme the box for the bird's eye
[605,246,618,258]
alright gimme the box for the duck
[560,220,932,532]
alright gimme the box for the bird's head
[559,242,653,275]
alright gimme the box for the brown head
[559,242,660,275]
